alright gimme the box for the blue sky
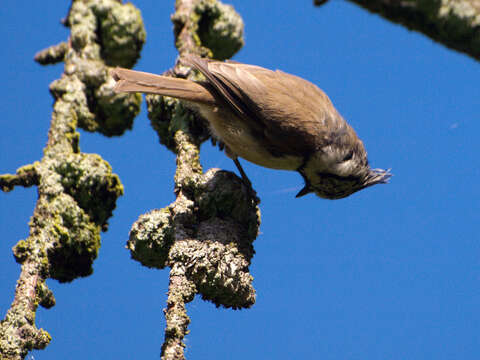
[1,1,479,359]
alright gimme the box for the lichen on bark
[128,168,259,309]
[336,0,480,61]
[171,0,244,58]
[1,0,145,358]
[125,1,261,358]
[57,0,146,136]
[194,0,245,60]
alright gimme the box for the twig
[34,42,68,65]
[0,165,39,192]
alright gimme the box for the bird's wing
[184,55,351,158]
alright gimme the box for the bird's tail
[111,68,215,104]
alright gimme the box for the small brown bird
[112,55,391,199]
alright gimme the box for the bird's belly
[198,105,302,170]
[228,137,301,170]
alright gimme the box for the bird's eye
[342,151,353,161]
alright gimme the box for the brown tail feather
[111,68,215,104]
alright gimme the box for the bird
[112,55,391,199]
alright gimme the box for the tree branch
[34,42,69,65]
[0,1,145,358]
[160,2,254,358]
[0,165,39,192]
[125,1,258,359]
[316,0,480,61]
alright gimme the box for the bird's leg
[218,146,257,204]
[223,145,251,186]
[233,158,259,203]
[233,158,252,189]
[222,144,259,202]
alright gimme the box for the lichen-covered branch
[0,1,145,359]
[128,168,259,360]
[171,0,244,59]
[0,165,39,192]
[161,264,196,360]
[125,1,259,359]
[34,42,69,65]
[318,0,480,61]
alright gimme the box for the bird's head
[297,168,391,199]
[296,145,391,199]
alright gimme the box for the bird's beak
[295,186,312,198]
